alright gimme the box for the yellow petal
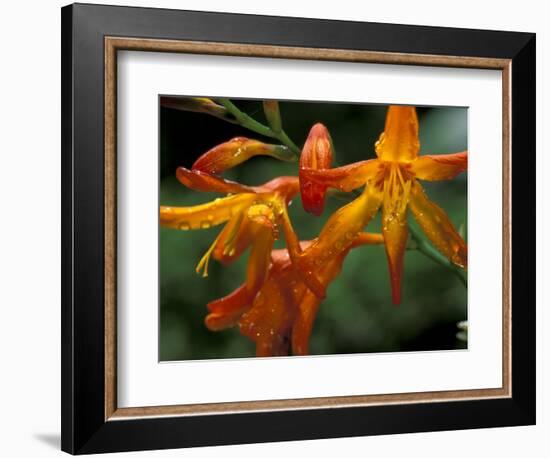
[375,106,420,163]
[411,151,467,181]
[409,181,467,269]
[296,184,383,298]
[159,193,255,230]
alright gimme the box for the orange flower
[300,106,467,304]
[160,168,302,300]
[206,233,383,356]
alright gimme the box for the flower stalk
[217,98,301,156]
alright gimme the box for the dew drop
[179,222,190,231]
[201,221,211,229]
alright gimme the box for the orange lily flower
[206,232,384,357]
[160,167,302,300]
[300,105,467,304]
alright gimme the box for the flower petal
[192,137,294,174]
[212,213,251,264]
[291,253,347,355]
[300,159,380,193]
[176,167,256,194]
[245,204,277,295]
[239,266,300,357]
[205,283,253,331]
[411,151,467,181]
[290,289,321,356]
[159,193,255,230]
[375,106,419,163]
[409,181,467,269]
[296,184,383,298]
[382,204,409,305]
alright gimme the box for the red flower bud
[299,123,334,215]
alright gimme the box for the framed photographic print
[61,3,536,454]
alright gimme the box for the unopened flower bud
[193,137,294,174]
[299,123,334,215]
[160,96,236,123]
[263,100,282,132]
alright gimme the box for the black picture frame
[61,3,535,454]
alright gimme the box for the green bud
[263,100,282,133]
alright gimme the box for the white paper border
[117,51,502,408]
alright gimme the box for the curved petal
[205,284,253,331]
[259,176,300,199]
[411,151,467,181]
[176,167,256,194]
[192,137,294,174]
[375,106,419,162]
[409,181,467,269]
[300,159,380,193]
[296,184,384,298]
[159,193,255,230]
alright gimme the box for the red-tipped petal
[176,167,256,194]
[299,123,334,215]
[411,151,467,181]
[205,283,253,331]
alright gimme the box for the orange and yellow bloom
[160,167,302,301]
[300,106,467,303]
[160,102,468,356]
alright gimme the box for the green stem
[408,223,467,288]
[217,98,301,156]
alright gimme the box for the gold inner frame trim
[104,36,512,421]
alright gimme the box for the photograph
[159,97,468,360]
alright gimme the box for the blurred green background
[159,98,468,361]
